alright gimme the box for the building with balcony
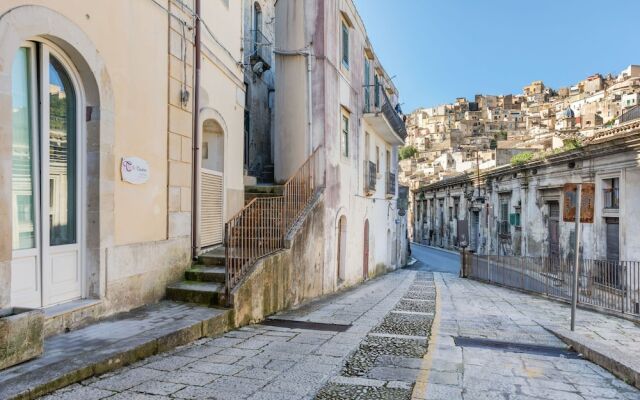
[274,0,408,290]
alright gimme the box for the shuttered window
[341,21,349,68]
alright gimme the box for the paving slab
[0,302,231,400]
[40,269,418,399]
[412,273,640,400]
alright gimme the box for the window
[498,194,510,236]
[374,74,380,108]
[453,197,460,220]
[376,146,380,173]
[603,177,620,209]
[341,21,349,68]
[253,3,262,54]
[385,150,391,173]
[364,58,371,111]
[341,113,349,158]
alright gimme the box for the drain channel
[453,336,581,359]
[261,318,351,332]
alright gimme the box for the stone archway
[0,5,115,308]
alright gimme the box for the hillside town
[400,65,640,189]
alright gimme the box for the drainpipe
[306,50,313,156]
[191,0,202,260]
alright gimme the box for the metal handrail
[467,253,640,318]
[225,147,323,303]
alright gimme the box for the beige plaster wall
[0,0,169,245]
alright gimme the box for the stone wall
[231,191,326,326]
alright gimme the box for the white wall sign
[121,157,150,185]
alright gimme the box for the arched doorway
[337,215,347,284]
[200,119,225,248]
[10,41,84,307]
[363,220,369,280]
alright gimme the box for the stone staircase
[166,246,227,307]
[244,184,284,205]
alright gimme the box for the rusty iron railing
[467,253,640,318]
[225,147,323,302]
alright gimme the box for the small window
[376,146,380,173]
[341,21,349,68]
[341,113,349,158]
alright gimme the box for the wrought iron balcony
[249,29,272,72]
[363,84,407,145]
[365,160,376,194]
[386,171,396,196]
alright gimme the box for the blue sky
[354,0,640,112]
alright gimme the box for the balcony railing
[603,188,619,209]
[365,160,376,193]
[249,29,272,70]
[386,171,396,196]
[364,84,407,141]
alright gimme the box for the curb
[0,309,233,400]
[545,326,640,390]
[411,242,460,256]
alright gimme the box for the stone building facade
[274,0,408,290]
[0,1,244,332]
[413,120,640,264]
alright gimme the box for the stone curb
[410,242,460,256]
[0,309,233,400]
[545,325,640,390]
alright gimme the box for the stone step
[244,184,284,195]
[166,281,224,306]
[199,248,225,266]
[185,266,226,283]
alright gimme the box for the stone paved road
[417,272,640,399]
[410,244,459,275]
[42,269,425,400]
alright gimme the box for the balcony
[364,160,376,194]
[363,85,407,145]
[603,188,619,209]
[386,171,396,197]
[249,29,272,72]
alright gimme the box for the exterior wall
[414,127,640,265]
[274,0,406,295]
[232,192,325,326]
[0,2,244,325]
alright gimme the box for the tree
[399,145,417,160]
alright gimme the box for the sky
[354,0,640,113]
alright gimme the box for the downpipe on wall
[191,0,202,260]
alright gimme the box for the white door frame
[11,39,86,308]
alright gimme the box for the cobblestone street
[37,247,640,399]
[42,268,434,400]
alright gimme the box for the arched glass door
[11,42,82,308]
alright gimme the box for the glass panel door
[48,56,77,246]
[12,47,37,251]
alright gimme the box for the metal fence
[467,253,640,318]
[225,147,323,302]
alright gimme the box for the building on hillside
[0,0,244,330]
[274,0,408,290]
[412,120,640,266]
